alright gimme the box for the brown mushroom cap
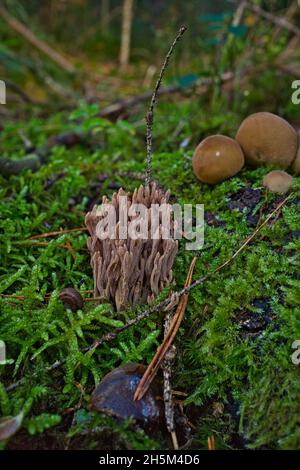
[263,170,293,194]
[291,133,300,174]
[192,134,244,184]
[236,112,298,168]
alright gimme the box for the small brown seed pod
[58,287,84,312]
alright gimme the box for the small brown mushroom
[236,112,298,168]
[263,170,293,194]
[192,135,244,184]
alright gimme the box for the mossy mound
[0,103,299,449]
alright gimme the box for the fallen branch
[13,240,76,258]
[4,80,41,105]
[98,58,297,120]
[0,154,43,177]
[0,6,76,73]
[5,194,290,393]
[98,85,181,119]
[247,1,300,37]
[277,36,300,63]
[98,72,233,121]
[0,132,85,177]
[275,62,300,79]
[231,0,300,37]
[0,74,238,178]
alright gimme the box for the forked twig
[134,257,197,401]
[145,26,187,186]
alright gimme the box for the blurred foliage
[0,0,299,122]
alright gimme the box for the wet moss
[0,103,299,449]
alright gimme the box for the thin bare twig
[272,1,298,40]
[0,6,76,73]
[29,227,87,240]
[230,0,300,37]
[247,1,300,37]
[145,26,187,186]
[162,309,178,450]
[0,289,94,301]
[5,195,290,393]
[134,257,197,401]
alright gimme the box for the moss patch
[0,103,299,449]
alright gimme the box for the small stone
[263,170,293,194]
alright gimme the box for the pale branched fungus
[85,182,178,311]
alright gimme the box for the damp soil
[235,298,277,339]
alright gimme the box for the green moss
[0,101,299,449]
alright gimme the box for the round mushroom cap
[236,112,298,168]
[263,170,293,194]
[192,134,244,184]
[291,134,300,174]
